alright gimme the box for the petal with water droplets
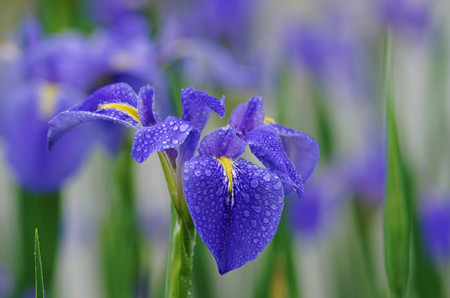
[184,156,284,274]
[131,116,194,163]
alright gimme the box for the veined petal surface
[268,123,320,183]
[245,125,304,198]
[198,126,246,159]
[228,96,264,138]
[137,84,159,126]
[181,86,225,131]
[47,83,141,148]
[184,156,284,274]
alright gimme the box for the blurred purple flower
[0,264,13,297]
[420,194,450,263]
[347,138,385,205]
[2,81,91,191]
[284,14,373,100]
[91,15,171,116]
[379,0,431,38]
[287,167,348,238]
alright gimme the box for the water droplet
[169,121,174,125]
[242,193,250,204]
[270,204,279,211]
[172,139,179,144]
[252,205,262,213]
[173,125,178,130]
[194,170,201,177]
[250,179,259,188]
[253,238,259,244]
[180,123,189,132]
[204,169,211,176]
[265,210,271,216]
[263,174,271,182]
[251,220,257,228]
[136,146,142,151]
[274,181,282,190]
[263,218,269,224]
[243,210,250,217]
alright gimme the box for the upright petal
[268,123,320,183]
[137,85,159,126]
[198,126,246,159]
[131,116,194,163]
[244,125,304,198]
[181,86,225,131]
[228,96,265,138]
[184,156,284,274]
[48,83,140,148]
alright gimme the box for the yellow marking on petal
[264,116,276,124]
[218,156,234,192]
[39,83,59,119]
[97,103,141,124]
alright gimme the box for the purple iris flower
[228,96,320,196]
[0,32,97,191]
[48,83,225,166]
[184,95,319,274]
[420,194,450,263]
[0,264,13,297]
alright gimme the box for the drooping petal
[268,123,320,183]
[131,116,194,163]
[181,86,225,131]
[177,129,201,169]
[47,83,140,148]
[137,85,159,126]
[228,96,265,138]
[183,156,284,274]
[244,125,304,198]
[198,126,246,159]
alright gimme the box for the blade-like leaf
[35,228,45,298]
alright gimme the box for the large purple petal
[244,125,304,198]
[184,156,284,274]
[268,123,320,183]
[228,96,265,138]
[48,83,140,148]
[131,116,194,163]
[181,86,225,131]
[137,85,159,126]
[198,126,246,159]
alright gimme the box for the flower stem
[158,152,196,298]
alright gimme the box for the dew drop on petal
[179,123,189,132]
[251,205,262,213]
[263,174,271,182]
[243,210,250,217]
[253,238,259,244]
[172,139,179,145]
[250,179,259,188]
[263,218,269,224]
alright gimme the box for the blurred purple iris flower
[0,264,13,297]
[0,32,97,191]
[184,95,319,274]
[284,14,372,101]
[91,15,172,116]
[48,83,225,167]
[420,194,450,263]
[378,0,431,38]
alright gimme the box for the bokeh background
[0,0,449,297]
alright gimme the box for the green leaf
[383,30,411,298]
[35,228,45,298]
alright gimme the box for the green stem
[14,189,61,298]
[158,152,196,298]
